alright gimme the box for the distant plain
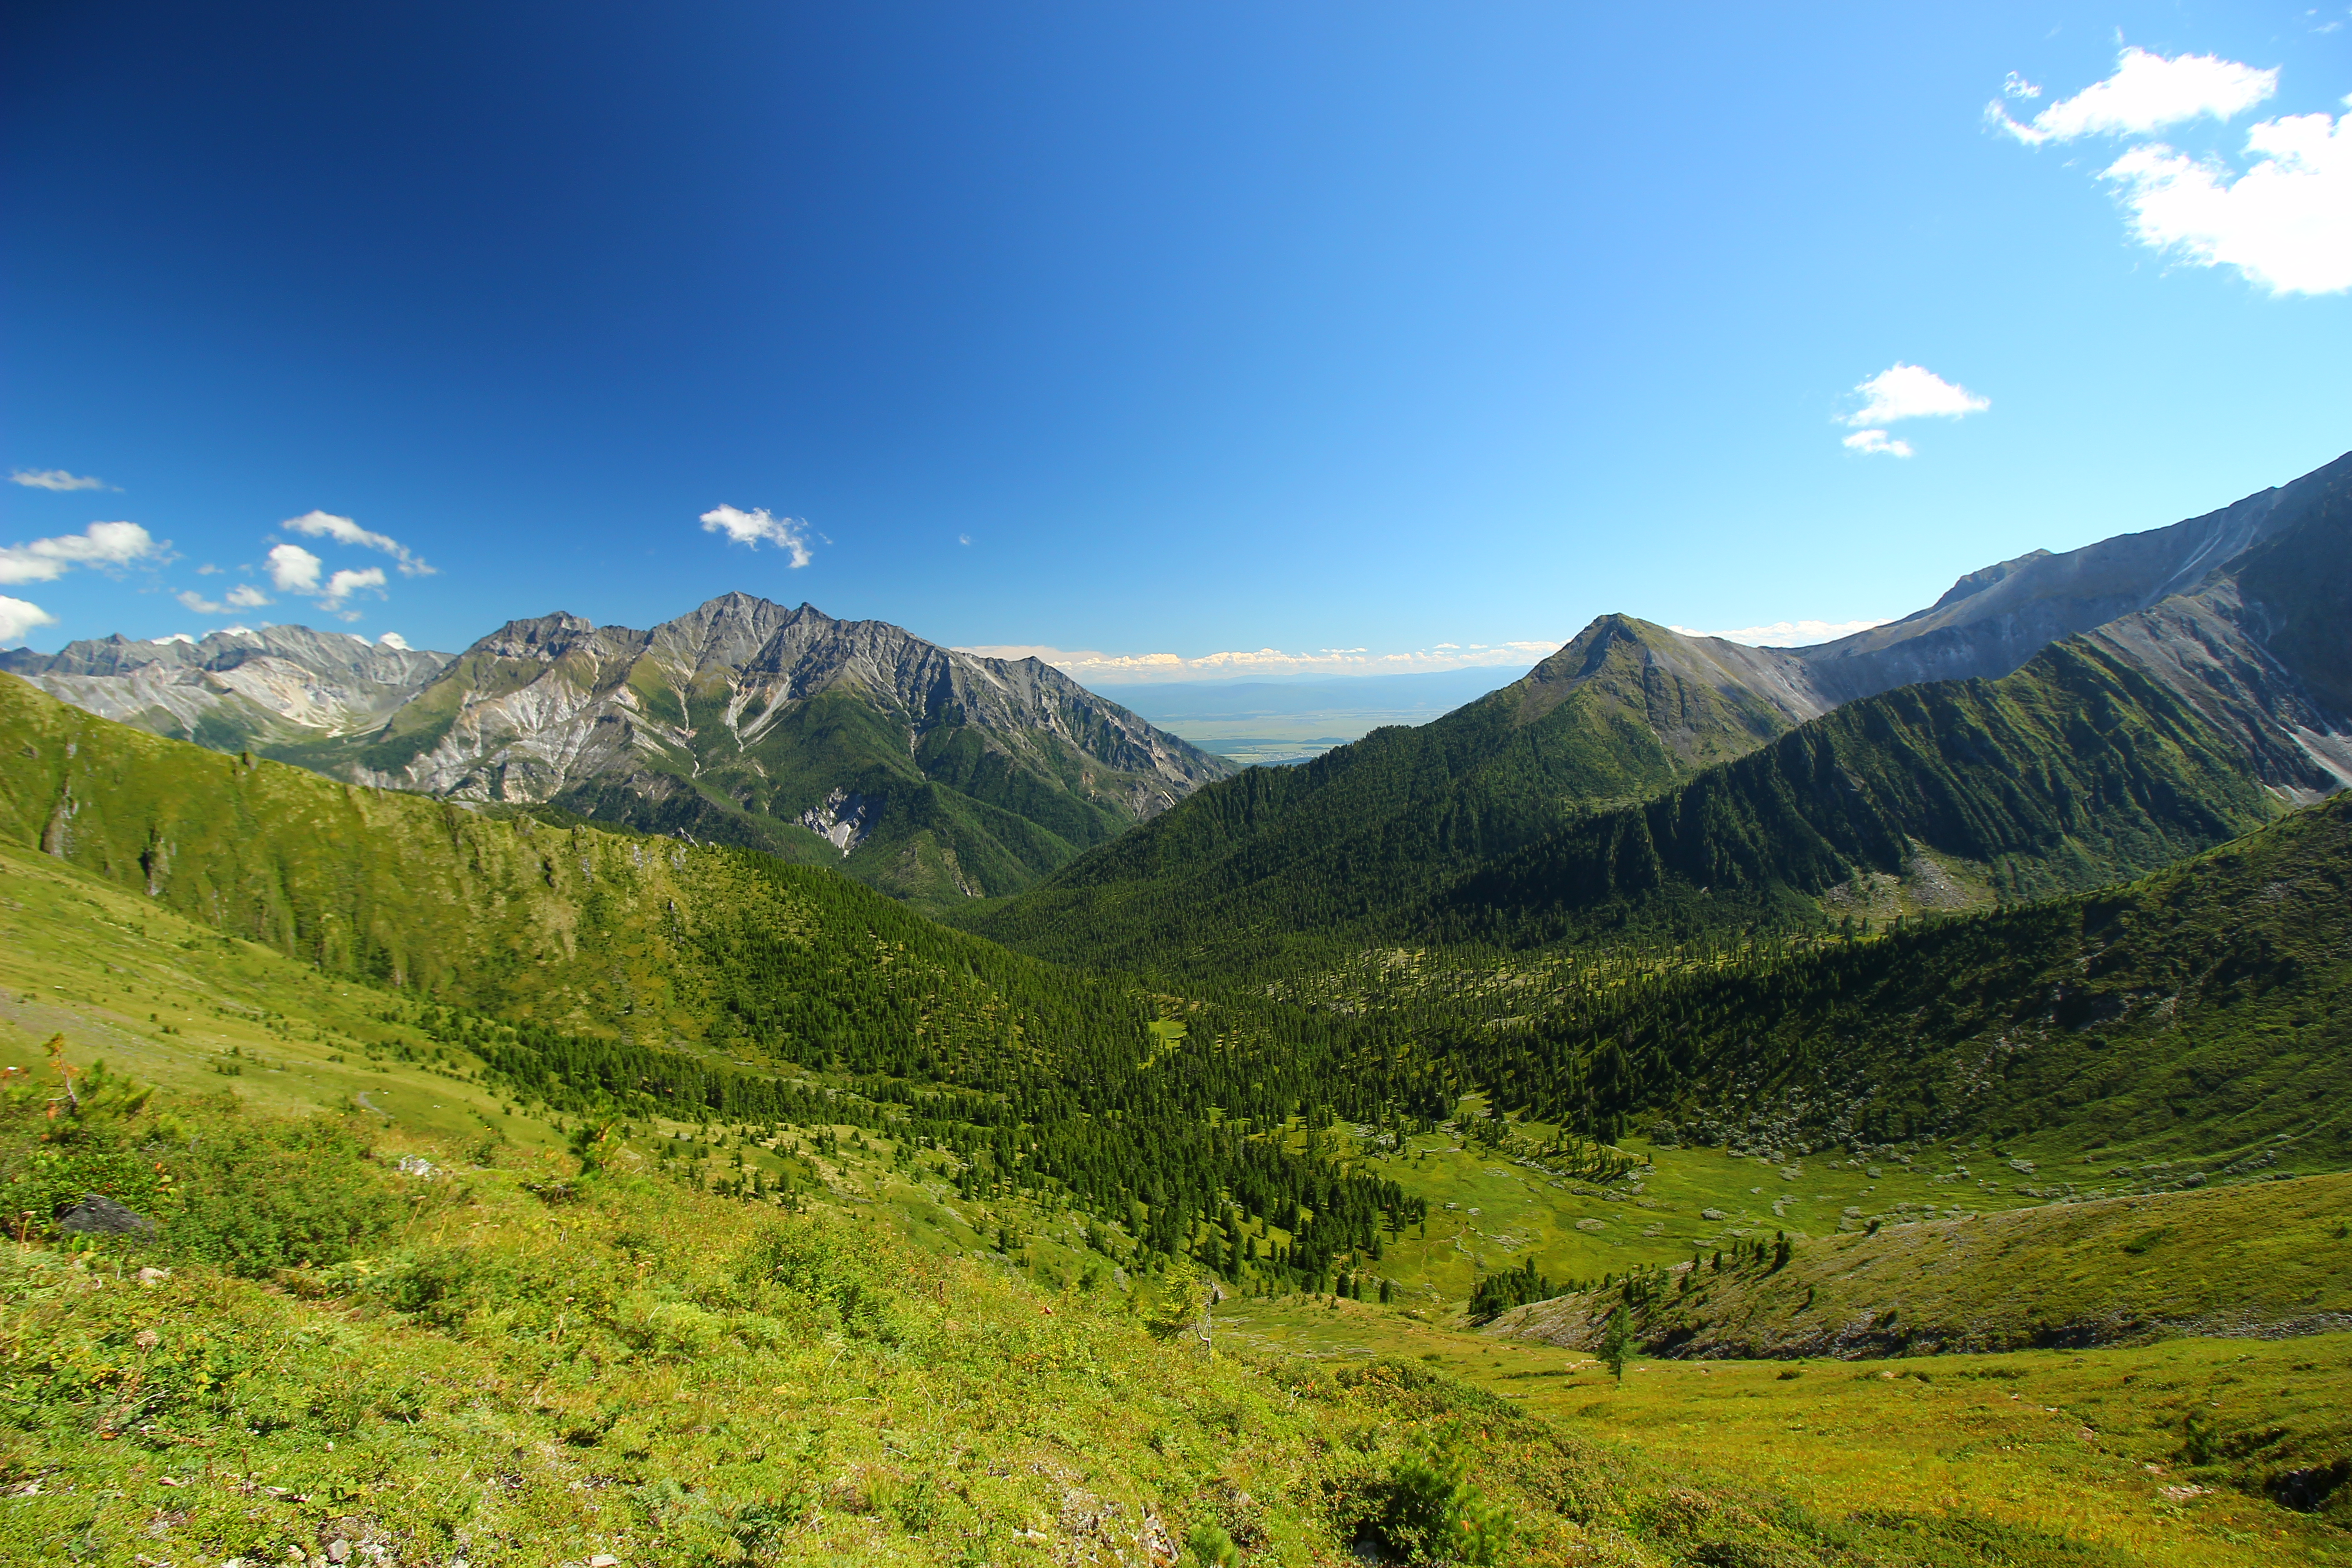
[1106,666,1519,765]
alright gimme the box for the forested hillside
[0,672,1437,1290]
[973,632,2281,979]
[1450,787,2352,1171]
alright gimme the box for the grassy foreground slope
[2,896,2289,1568]
[1,672,1460,1294]
[1230,1298,2352,1561]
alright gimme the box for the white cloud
[1671,617,1893,648]
[2002,71,2043,102]
[321,567,387,617]
[152,633,196,645]
[700,505,813,568]
[9,468,111,492]
[958,532,972,545]
[0,595,58,644]
[280,510,435,576]
[1990,46,2276,144]
[262,543,387,617]
[1842,429,1914,458]
[269,543,323,593]
[1846,363,1989,426]
[377,631,411,650]
[0,520,164,584]
[176,583,273,616]
[957,639,1564,683]
[2101,104,2352,294]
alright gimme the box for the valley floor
[1226,1298,2352,1567]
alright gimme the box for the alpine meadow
[6,10,2352,1567]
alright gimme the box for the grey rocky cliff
[2,626,451,745]
[353,593,1234,901]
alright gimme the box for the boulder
[55,1194,155,1235]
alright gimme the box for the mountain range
[6,595,1232,907]
[961,448,2352,974]
[7,450,2347,930]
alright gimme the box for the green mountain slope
[1457,788,2352,1174]
[971,632,2281,976]
[1424,635,2281,950]
[1490,1171,2352,1359]
[0,670,1439,1287]
[956,614,1827,970]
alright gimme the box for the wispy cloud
[280,510,435,575]
[8,468,112,493]
[1671,617,1892,648]
[1841,429,1914,459]
[957,640,1563,684]
[0,595,58,644]
[2102,101,2352,295]
[258,544,382,617]
[1988,46,2276,144]
[176,583,273,616]
[0,520,165,584]
[319,568,387,619]
[701,505,813,568]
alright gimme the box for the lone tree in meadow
[1599,1306,1632,1384]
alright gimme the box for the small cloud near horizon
[176,583,272,616]
[1671,617,1893,648]
[9,469,113,492]
[266,543,385,618]
[955,640,1563,683]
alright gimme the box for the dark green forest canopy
[1449,791,2352,1167]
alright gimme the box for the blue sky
[4,2,2347,679]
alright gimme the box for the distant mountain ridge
[962,449,2352,974]
[353,593,1232,905]
[1,626,452,755]
[3,595,1233,908]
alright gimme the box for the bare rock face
[352,594,1233,901]
[3,626,451,749]
[1787,449,2352,705]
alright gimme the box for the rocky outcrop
[4,627,451,748]
[353,594,1233,900]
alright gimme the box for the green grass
[1313,1112,2053,1310]
[10,774,2352,1562]
[1220,1301,2352,1564]
[1487,1171,2352,1358]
